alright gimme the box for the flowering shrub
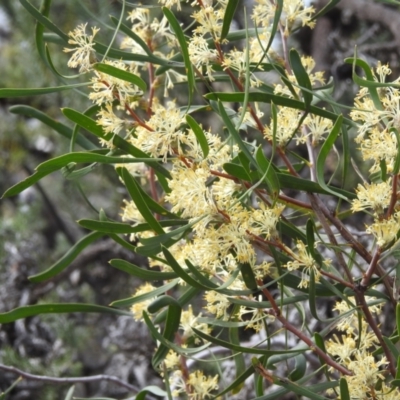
[2,0,400,399]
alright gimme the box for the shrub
[2,0,400,399]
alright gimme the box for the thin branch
[0,363,139,392]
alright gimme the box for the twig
[0,363,139,392]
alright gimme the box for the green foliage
[2,0,400,399]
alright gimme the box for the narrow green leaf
[9,105,96,150]
[310,0,341,22]
[391,127,400,175]
[255,146,280,197]
[110,16,153,57]
[277,172,355,199]
[36,152,156,173]
[143,311,211,356]
[205,92,355,127]
[122,175,178,218]
[186,114,209,158]
[63,385,75,400]
[339,378,350,400]
[289,49,312,108]
[112,135,171,178]
[345,56,383,110]
[62,107,105,138]
[93,42,170,66]
[162,7,195,106]
[269,377,329,400]
[78,220,140,234]
[0,303,131,323]
[147,296,182,369]
[396,356,400,380]
[192,327,304,356]
[93,63,147,92]
[29,232,104,282]
[383,336,400,360]
[0,83,88,98]
[110,279,179,308]
[134,386,167,400]
[109,259,177,280]
[239,262,258,291]
[20,0,69,42]
[229,307,246,394]
[313,332,328,368]
[223,162,258,181]
[79,219,185,235]
[218,101,258,170]
[118,167,164,235]
[184,260,219,289]
[2,170,51,199]
[220,0,239,41]
[162,247,210,290]
[288,354,307,381]
[253,380,338,400]
[316,115,348,200]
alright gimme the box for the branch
[0,363,139,393]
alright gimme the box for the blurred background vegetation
[2,0,400,399]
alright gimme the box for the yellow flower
[64,23,99,72]
[285,240,329,288]
[366,213,400,247]
[187,370,219,400]
[130,283,157,321]
[264,106,303,147]
[351,179,392,215]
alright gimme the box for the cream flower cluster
[351,63,400,248]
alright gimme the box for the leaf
[192,327,304,356]
[383,336,400,360]
[9,105,96,150]
[345,56,384,110]
[110,279,179,308]
[220,0,239,41]
[391,127,400,175]
[0,83,88,98]
[118,167,164,235]
[218,101,258,170]
[205,92,355,127]
[229,307,246,394]
[239,262,258,291]
[313,332,328,368]
[162,247,210,290]
[288,354,307,381]
[109,259,177,280]
[62,107,105,138]
[134,386,167,400]
[316,115,348,200]
[147,296,182,369]
[310,0,341,22]
[2,170,51,199]
[20,0,69,42]
[29,232,104,282]
[162,7,195,106]
[36,152,155,173]
[255,146,280,197]
[186,114,209,158]
[110,16,153,57]
[289,49,312,108]
[112,135,171,178]
[0,303,131,323]
[339,378,350,400]
[93,63,147,92]
[277,172,355,199]
[79,218,185,234]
